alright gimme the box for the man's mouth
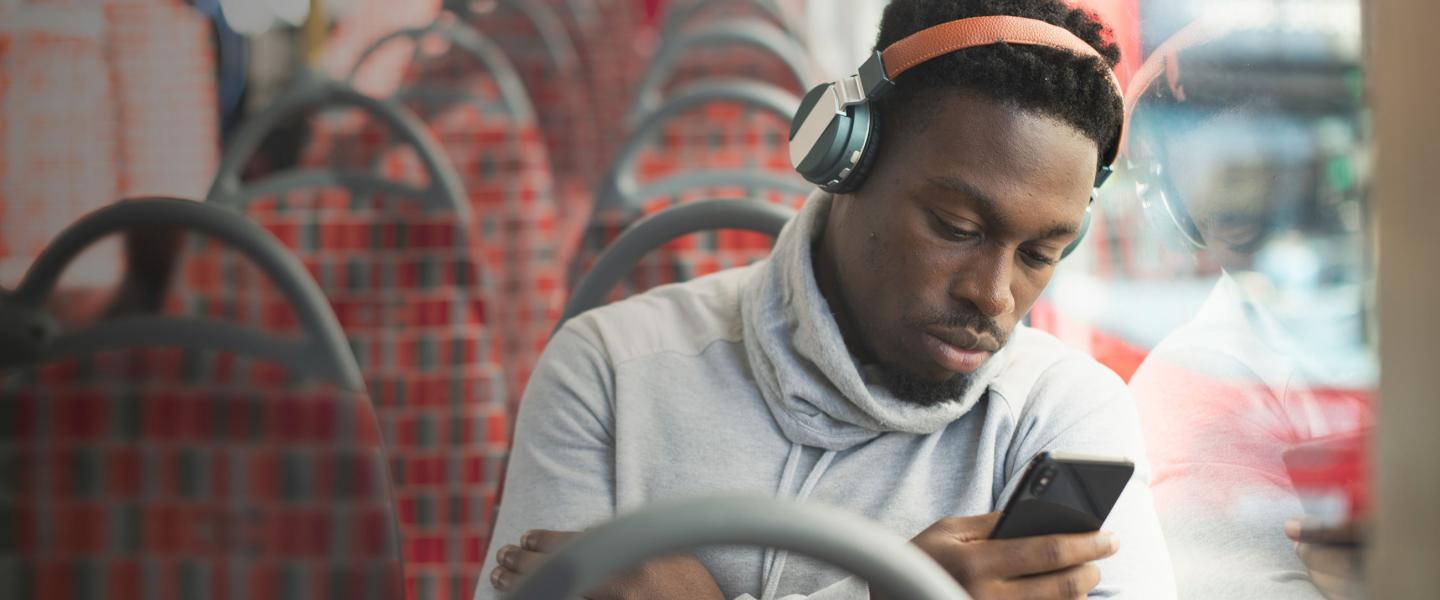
[920,329,998,374]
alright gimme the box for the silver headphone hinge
[837,75,868,107]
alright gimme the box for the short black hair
[873,0,1123,159]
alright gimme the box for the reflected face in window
[819,91,1096,403]
[1154,109,1319,271]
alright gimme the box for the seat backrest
[659,0,805,38]
[573,172,811,303]
[560,198,795,326]
[204,84,510,600]
[506,497,971,600]
[351,24,569,408]
[461,1,602,208]
[0,198,403,600]
[542,0,652,168]
[627,19,818,126]
[599,80,803,213]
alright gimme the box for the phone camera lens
[1032,467,1058,493]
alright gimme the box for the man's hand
[489,529,725,600]
[1286,518,1368,600]
[877,513,1118,600]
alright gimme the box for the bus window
[1039,2,1375,598]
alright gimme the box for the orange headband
[881,15,1126,161]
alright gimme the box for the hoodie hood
[741,191,1017,451]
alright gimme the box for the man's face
[818,92,1097,404]
[1158,110,1318,272]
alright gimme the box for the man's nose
[951,253,1016,318]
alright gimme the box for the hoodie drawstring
[761,443,805,585]
[760,444,837,600]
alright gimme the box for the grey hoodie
[475,193,1176,600]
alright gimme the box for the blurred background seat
[627,18,819,127]
[346,18,567,410]
[459,0,603,240]
[199,83,508,600]
[657,0,807,39]
[559,198,796,328]
[0,198,403,600]
[576,171,810,305]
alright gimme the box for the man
[1124,20,1373,600]
[478,1,1174,598]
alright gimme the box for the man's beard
[879,368,974,407]
[879,305,1010,407]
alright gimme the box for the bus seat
[598,80,803,213]
[202,84,510,600]
[561,197,795,328]
[350,24,568,409]
[658,0,806,39]
[627,18,819,126]
[463,1,604,215]
[573,172,809,306]
[0,198,404,600]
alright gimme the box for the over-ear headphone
[788,15,1125,259]
[1122,20,1228,251]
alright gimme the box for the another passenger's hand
[1286,518,1368,600]
[878,513,1118,600]
[489,529,725,600]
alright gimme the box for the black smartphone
[990,452,1135,540]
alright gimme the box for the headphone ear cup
[1061,203,1092,260]
[825,103,882,194]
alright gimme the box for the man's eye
[1022,249,1059,267]
[931,212,980,241]
[946,225,981,241]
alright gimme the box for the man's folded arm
[473,325,619,600]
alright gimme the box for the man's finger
[1296,542,1365,579]
[1284,519,1368,546]
[490,566,518,591]
[521,529,579,552]
[1004,563,1102,600]
[496,545,550,575]
[965,531,1119,579]
[932,512,1004,542]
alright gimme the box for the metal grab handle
[660,0,803,38]
[504,496,972,600]
[208,80,468,217]
[598,80,802,212]
[349,18,536,124]
[560,199,795,327]
[5,198,365,390]
[628,18,819,127]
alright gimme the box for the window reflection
[1050,1,1376,598]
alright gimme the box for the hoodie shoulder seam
[609,335,744,369]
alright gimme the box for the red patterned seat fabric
[308,40,568,413]
[576,186,808,303]
[0,346,404,600]
[175,186,508,600]
[661,0,800,33]
[662,45,810,97]
[574,87,804,299]
[466,4,602,232]
[545,0,654,168]
[634,101,796,181]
